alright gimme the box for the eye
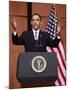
[32,19,34,21]
[34,18,40,21]
[36,19,40,21]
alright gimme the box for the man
[12,13,61,52]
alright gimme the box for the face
[31,15,41,30]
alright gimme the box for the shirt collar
[32,28,40,33]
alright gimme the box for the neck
[32,28,40,31]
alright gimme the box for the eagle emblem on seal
[31,56,47,73]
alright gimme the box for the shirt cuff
[57,35,60,39]
[13,32,17,36]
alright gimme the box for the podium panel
[16,52,58,84]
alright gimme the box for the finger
[61,24,63,27]
[14,17,16,23]
[58,23,63,27]
[11,22,16,30]
[11,18,13,24]
[14,17,16,27]
[13,17,16,24]
[58,23,61,26]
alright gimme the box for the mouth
[34,24,38,27]
[33,24,39,28]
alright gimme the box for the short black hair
[32,13,41,20]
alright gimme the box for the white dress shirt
[13,32,17,36]
[32,29,40,40]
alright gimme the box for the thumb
[13,17,16,27]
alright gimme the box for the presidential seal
[31,56,47,73]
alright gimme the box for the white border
[10,0,67,4]
[0,0,68,90]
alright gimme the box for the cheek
[37,22,40,26]
[31,22,34,25]
[31,21,40,26]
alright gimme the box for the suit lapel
[38,31,42,41]
[30,31,35,44]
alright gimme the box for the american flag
[46,5,66,86]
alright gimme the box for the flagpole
[52,4,57,36]
[52,3,56,8]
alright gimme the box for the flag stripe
[59,41,65,61]
[58,67,65,85]
[53,48,66,77]
[50,47,66,82]
[58,62,66,83]
[57,78,62,85]
[57,47,66,69]
[55,77,62,85]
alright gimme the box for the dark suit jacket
[12,30,60,52]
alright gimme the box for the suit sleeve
[46,32,60,47]
[12,32,25,45]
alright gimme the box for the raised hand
[11,17,17,31]
[57,23,63,34]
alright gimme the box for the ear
[40,21,42,25]
[30,20,32,25]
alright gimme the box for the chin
[34,28,39,30]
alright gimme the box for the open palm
[11,17,17,31]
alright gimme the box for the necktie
[35,31,37,40]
